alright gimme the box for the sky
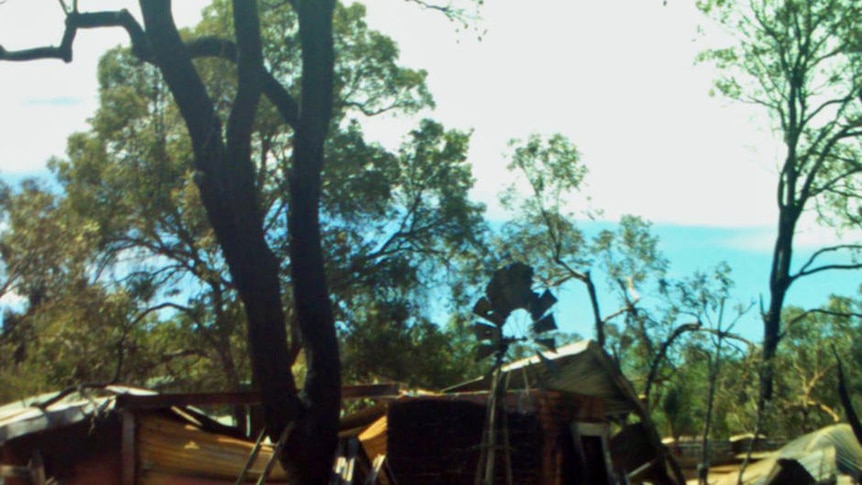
[0,0,859,340]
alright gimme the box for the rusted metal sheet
[358,416,387,466]
[137,414,288,483]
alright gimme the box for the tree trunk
[281,1,341,483]
[744,191,799,483]
[700,348,721,485]
[835,349,862,447]
[761,204,797,410]
[1,1,340,481]
[139,0,301,438]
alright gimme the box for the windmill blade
[475,343,497,362]
[535,338,557,353]
[473,322,500,341]
[473,298,506,326]
[485,311,506,326]
[472,296,492,318]
[531,290,557,319]
[532,314,557,334]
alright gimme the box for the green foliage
[660,382,698,439]
[699,0,862,422]
[0,182,191,400]
[495,135,667,308]
[595,215,668,292]
[487,132,772,449]
[500,133,586,215]
[697,0,862,231]
[654,346,760,440]
[0,0,487,399]
[648,291,862,442]
[339,299,481,389]
[495,134,590,285]
[770,297,862,436]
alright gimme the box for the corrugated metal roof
[714,424,862,484]
[445,340,640,416]
[0,385,156,445]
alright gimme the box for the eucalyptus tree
[494,134,704,387]
[772,297,862,436]
[697,0,862,431]
[2,0,341,477]
[0,0,481,480]
[494,134,670,356]
[0,181,184,401]
[655,264,752,485]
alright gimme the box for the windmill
[471,263,557,485]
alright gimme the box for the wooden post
[121,411,136,485]
[30,450,46,485]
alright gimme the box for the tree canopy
[2,1,862,483]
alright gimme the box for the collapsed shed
[713,424,862,485]
[348,340,684,484]
[0,385,293,485]
[0,384,397,485]
[0,340,679,484]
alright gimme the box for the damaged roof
[444,339,642,416]
[715,424,862,485]
[0,385,156,445]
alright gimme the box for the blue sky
[527,222,860,341]
[0,1,859,342]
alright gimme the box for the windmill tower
[471,263,557,485]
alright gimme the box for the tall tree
[0,1,338,480]
[698,0,862,432]
[493,134,723,397]
[0,2,485,479]
[41,0,470,388]
[657,264,751,485]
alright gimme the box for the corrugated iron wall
[137,415,288,484]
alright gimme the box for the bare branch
[342,100,408,117]
[179,36,301,128]
[644,321,702,404]
[0,10,149,63]
[795,262,862,279]
[791,244,862,281]
[786,307,862,330]
[601,303,635,326]
[802,92,856,127]
[404,0,463,19]
[699,327,756,349]
[110,300,201,383]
